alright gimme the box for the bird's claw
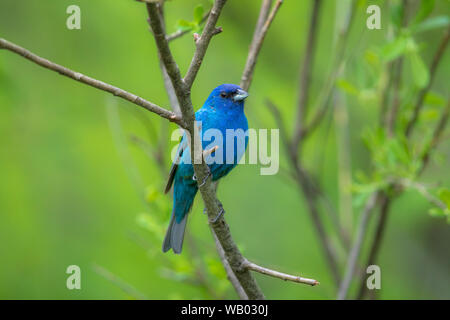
[211,202,225,223]
[203,202,225,223]
[193,168,212,188]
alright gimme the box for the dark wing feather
[164,136,186,194]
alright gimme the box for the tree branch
[242,260,319,286]
[211,228,249,300]
[183,0,227,89]
[0,38,183,127]
[146,0,266,300]
[337,192,381,299]
[266,100,342,286]
[291,0,322,149]
[240,0,283,91]
[405,27,450,137]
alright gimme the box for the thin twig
[420,100,450,171]
[386,0,409,136]
[166,9,211,42]
[405,27,450,137]
[0,38,183,127]
[93,264,148,300]
[400,179,447,210]
[240,0,283,91]
[211,228,248,299]
[183,0,228,89]
[337,192,380,300]
[242,260,319,286]
[291,0,322,149]
[355,193,390,300]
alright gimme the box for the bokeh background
[0,0,449,299]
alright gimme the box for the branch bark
[240,0,283,91]
[242,260,319,286]
[183,0,228,89]
[0,38,183,127]
[337,192,380,299]
[146,0,266,300]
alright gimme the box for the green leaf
[438,188,450,208]
[412,0,435,25]
[176,19,194,32]
[424,92,446,107]
[411,15,450,34]
[380,36,408,62]
[193,4,205,24]
[336,79,359,96]
[428,207,446,217]
[408,52,430,88]
[390,3,404,28]
[145,186,160,203]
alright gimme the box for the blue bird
[163,84,249,254]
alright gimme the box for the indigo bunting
[163,84,249,254]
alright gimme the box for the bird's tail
[162,212,188,254]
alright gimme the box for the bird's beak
[233,89,249,102]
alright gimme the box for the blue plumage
[163,84,249,254]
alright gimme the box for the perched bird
[163,84,249,254]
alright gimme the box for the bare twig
[386,58,404,136]
[211,229,249,300]
[405,27,450,137]
[355,193,390,300]
[0,38,183,127]
[242,260,319,286]
[93,264,148,300]
[386,0,409,136]
[337,192,380,300]
[420,100,450,171]
[183,0,228,89]
[240,0,283,91]
[400,179,447,210]
[291,0,322,149]
[301,1,357,139]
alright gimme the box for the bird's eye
[220,92,227,98]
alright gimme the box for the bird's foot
[192,168,212,188]
[211,202,225,223]
[203,202,225,223]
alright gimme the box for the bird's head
[205,84,249,110]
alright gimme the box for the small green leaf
[412,0,435,24]
[408,52,430,88]
[390,3,404,28]
[193,4,205,24]
[176,19,194,32]
[438,188,450,208]
[411,15,450,34]
[336,79,359,96]
[380,37,408,62]
[145,186,160,203]
[424,92,446,107]
[428,207,446,217]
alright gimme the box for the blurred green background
[0,0,449,299]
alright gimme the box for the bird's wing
[165,111,207,194]
[164,135,187,194]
